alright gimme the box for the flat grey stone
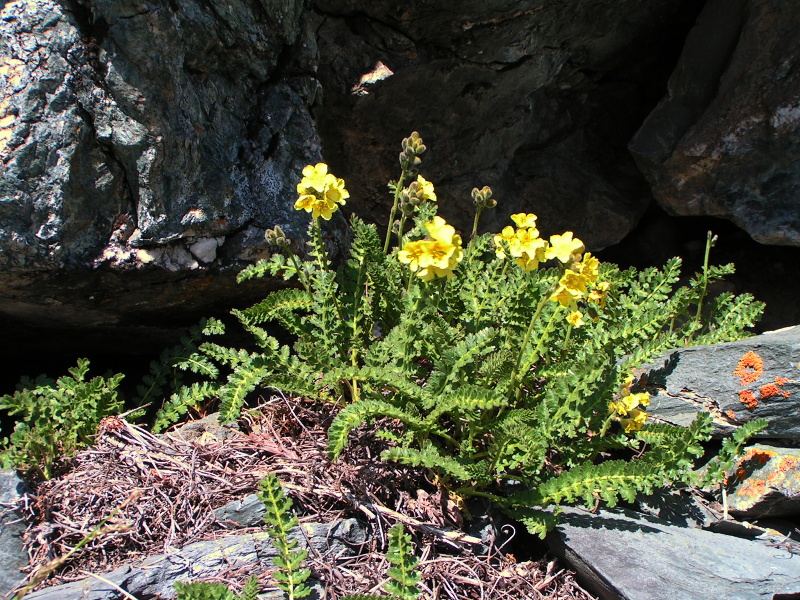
[214,493,266,528]
[0,470,31,597]
[23,518,365,600]
[548,506,800,600]
[644,326,800,438]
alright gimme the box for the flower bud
[265,226,287,247]
[471,186,496,209]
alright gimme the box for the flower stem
[383,172,407,254]
[688,230,716,344]
[509,282,558,398]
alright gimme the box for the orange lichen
[733,351,764,386]
[759,383,784,399]
[736,478,767,498]
[739,389,758,409]
[775,377,789,386]
[725,409,737,420]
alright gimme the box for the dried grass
[19,396,596,600]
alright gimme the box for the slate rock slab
[727,444,800,519]
[22,519,366,600]
[0,470,31,597]
[214,493,266,529]
[643,326,800,438]
[548,506,800,600]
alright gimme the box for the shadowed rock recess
[1,0,800,349]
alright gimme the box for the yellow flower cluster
[494,214,588,272]
[550,252,610,327]
[398,216,464,281]
[294,163,349,220]
[493,213,610,327]
[609,375,650,432]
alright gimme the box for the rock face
[0,470,30,597]
[0,0,343,342]
[644,326,800,439]
[3,0,800,353]
[312,0,699,249]
[630,0,800,246]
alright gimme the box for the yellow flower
[416,175,437,203]
[621,408,648,432]
[400,216,463,280]
[566,310,585,328]
[494,226,517,258]
[294,163,349,220]
[398,240,429,271]
[551,286,579,310]
[297,163,332,195]
[559,270,588,296]
[610,391,650,416]
[545,232,585,264]
[425,216,457,245]
[510,213,539,230]
[574,252,600,283]
[588,281,611,307]
[515,228,546,257]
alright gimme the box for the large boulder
[312,0,700,249]
[630,0,800,246]
[0,0,341,345]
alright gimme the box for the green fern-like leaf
[384,523,421,600]
[505,506,563,539]
[218,357,272,423]
[381,442,472,482]
[173,581,236,600]
[327,399,432,460]
[425,384,509,423]
[258,474,311,600]
[532,459,667,508]
[153,382,221,433]
[699,417,769,486]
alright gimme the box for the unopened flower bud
[265,225,287,247]
[471,186,496,209]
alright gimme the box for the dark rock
[0,0,346,348]
[548,506,800,600]
[22,518,366,600]
[643,326,800,438]
[726,444,800,519]
[0,470,31,597]
[312,0,700,250]
[630,0,800,246]
[214,493,265,529]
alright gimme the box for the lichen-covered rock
[630,0,800,246]
[727,444,800,519]
[644,326,800,438]
[22,519,366,600]
[0,0,344,339]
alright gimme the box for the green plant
[141,317,225,432]
[0,359,124,479]
[175,133,766,535]
[258,473,312,600]
[174,576,260,600]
